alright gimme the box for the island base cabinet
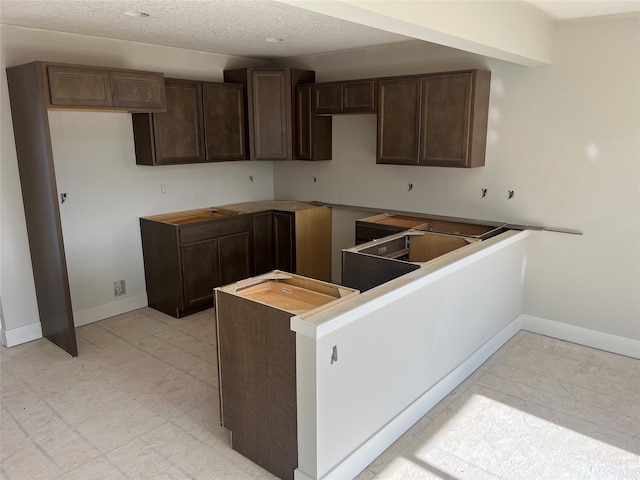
[215,272,359,480]
[216,290,297,480]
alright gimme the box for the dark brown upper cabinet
[132,79,245,165]
[224,67,321,161]
[46,63,166,112]
[377,70,490,168]
[295,84,332,161]
[313,80,376,114]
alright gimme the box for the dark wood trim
[6,62,78,357]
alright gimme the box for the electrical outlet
[114,280,126,296]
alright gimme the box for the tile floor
[1,307,638,480]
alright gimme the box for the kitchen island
[213,219,530,479]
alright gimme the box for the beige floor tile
[54,456,128,480]
[152,328,217,363]
[478,372,640,438]
[1,435,62,480]
[175,315,218,346]
[74,397,167,452]
[106,438,192,479]
[75,322,129,350]
[3,310,638,480]
[519,331,640,377]
[98,312,173,340]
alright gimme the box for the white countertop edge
[291,229,531,339]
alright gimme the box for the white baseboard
[1,294,148,347]
[1,321,43,347]
[307,316,523,480]
[520,314,640,359]
[73,294,148,327]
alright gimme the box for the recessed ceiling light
[124,11,150,17]
[265,37,284,43]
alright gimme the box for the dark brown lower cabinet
[216,289,297,480]
[140,202,332,318]
[140,212,252,318]
[215,272,359,480]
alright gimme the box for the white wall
[274,14,640,341]
[0,25,271,338]
[293,231,529,479]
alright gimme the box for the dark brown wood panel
[110,70,166,111]
[295,85,313,159]
[294,85,332,161]
[181,239,220,309]
[273,211,295,273]
[420,73,471,167]
[252,211,274,275]
[47,64,112,108]
[202,83,246,161]
[251,70,289,160]
[355,221,406,244]
[342,250,420,292]
[377,77,421,165]
[218,232,252,285]
[179,215,251,244]
[140,219,183,316]
[216,291,297,480]
[313,83,342,114]
[6,62,78,356]
[151,79,203,164]
[343,80,376,113]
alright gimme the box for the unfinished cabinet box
[215,271,358,480]
[139,208,252,317]
[342,230,479,292]
[356,212,504,244]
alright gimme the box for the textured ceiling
[0,0,411,60]
[1,0,638,60]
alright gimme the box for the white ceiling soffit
[277,0,556,66]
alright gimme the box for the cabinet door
[110,71,166,111]
[181,239,220,309]
[150,80,204,165]
[419,73,471,167]
[377,77,421,165]
[295,85,332,161]
[202,83,246,161]
[218,232,252,285]
[251,71,289,160]
[47,65,113,108]
[343,80,376,113]
[295,85,313,160]
[313,83,342,114]
[273,212,295,273]
[252,211,274,275]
